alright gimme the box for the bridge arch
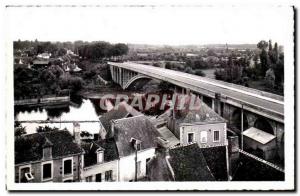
[254,117,274,135]
[123,74,152,89]
[230,108,249,134]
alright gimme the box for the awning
[242,127,275,145]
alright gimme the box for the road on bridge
[109,62,284,120]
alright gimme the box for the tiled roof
[232,153,284,181]
[175,95,225,124]
[99,101,142,138]
[113,115,159,157]
[201,146,228,181]
[82,138,119,167]
[15,131,83,164]
[168,144,215,181]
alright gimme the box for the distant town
[14,40,284,183]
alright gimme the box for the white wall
[82,160,118,182]
[180,122,227,147]
[119,148,155,181]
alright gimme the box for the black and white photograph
[3,1,296,192]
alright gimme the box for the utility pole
[134,146,138,182]
[241,105,244,150]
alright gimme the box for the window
[41,162,53,181]
[19,166,31,183]
[63,158,73,176]
[146,158,150,175]
[213,130,220,142]
[96,173,102,182]
[187,133,194,143]
[105,170,113,181]
[137,161,141,175]
[200,131,207,143]
[136,143,141,151]
[85,176,93,182]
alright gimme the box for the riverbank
[14,96,70,107]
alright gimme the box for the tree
[36,126,59,133]
[257,40,268,50]
[257,40,269,76]
[194,69,206,77]
[15,121,26,137]
[274,53,284,87]
[111,43,129,56]
[268,40,273,51]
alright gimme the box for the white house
[112,115,159,181]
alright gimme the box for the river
[15,97,103,135]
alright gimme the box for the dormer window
[42,138,53,160]
[130,138,142,151]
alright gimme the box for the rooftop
[15,130,83,165]
[113,115,159,157]
[168,144,215,181]
[99,101,142,138]
[82,138,119,167]
[175,95,226,125]
[232,153,284,181]
[242,127,276,144]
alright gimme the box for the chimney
[73,122,81,145]
[110,120,116,138]
[42,137,53,160]
[96,148,104,164]
[99,123,107,140]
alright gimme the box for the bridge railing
[108,61,284,102]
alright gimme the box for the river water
[15,97,103,135]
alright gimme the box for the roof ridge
[113,114,145,123]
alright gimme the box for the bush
[194,69,206,77]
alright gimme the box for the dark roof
[232,153,284,181]
[82,138,119,167]
[169,144,215,181]
[201,146,228,181]
[175,95,225,124]
[99,101,141,138]
[147,150,174,181]
[15,131,83,164]
[113,115,159,157]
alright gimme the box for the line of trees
[257,40,284,88]
[14,40,129,59]
[78,42,128,59]
[14,65,84,100]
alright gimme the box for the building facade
[15,131,83,183]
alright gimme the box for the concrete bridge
[108,61,285,161]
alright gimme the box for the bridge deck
[108,62,284,121]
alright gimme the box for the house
[112,115,159,181]
[81,139,119,182]
[15,130,83,183]
[37,53,51,59]
[167,143,228,181]
[99,101,142,139]
[32,59,50,68]
[167,94,228,148]
[82,112,159,182]
[186,53,199,57]
[242,127,276,160]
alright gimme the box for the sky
[5,5,294,45]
